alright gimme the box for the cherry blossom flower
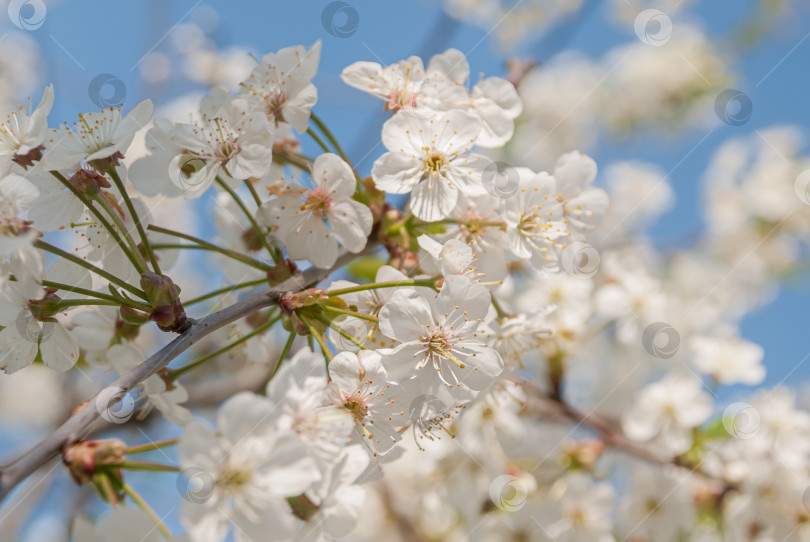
[239,41,321,133]
[341,55,429,112]
[169,92,274,198]
[0,84,53,173]
[258,153,372,268]
[43,100,153,172]
[690,331,765,385]
[0,258,85,373]
[372,109,493,221]
[500,167,568,269]
[179,392,320,542]
[0,174,39,221]
[378,276,503,396]
[327,350,407,455]
[622,372,712,454]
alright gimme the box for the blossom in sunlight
[168,91,274,198]
[500,167,568,270]
[0,84,53,173]
[379,276,503,396]
[239,41,321,133]
[179,392,320,542]
[43,99,153,172]
[258,153,372,268]
[372,109,493,221]
[0,258,85,373]
[327,350,407,455]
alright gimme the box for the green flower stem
[149,243,208,251]
[244,180,282,263]
[170,311,281,378]
[40,279,149,311]
[310,113,354,171]
[94,195,148,274]
[215,177,279,264]
[267,331,296,386]
[108,168,161,274]
[146,224,270,271]
[300,313,333,364]
[327,278,439,297]
[125,438,179,455]
[183,278,269,307]
[313,313,367,350]
[35,240,148,300]
[320,306,379,323]
[273,150,313,171]
[55,299,121,309]
[414,219,505,229]
[50,171,144,273]
[117,461,180,473]
[122,482,171,538]
[306,127,331,154]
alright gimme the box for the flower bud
[266,259,297,286]
[140,273,189,333]
[63,439,126,486]
[69,168,111,198]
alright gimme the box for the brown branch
[512,377,729,486]
[0,245,377,502]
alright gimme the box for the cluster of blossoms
[0,15,809,542]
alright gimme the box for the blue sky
[8,0,809,394]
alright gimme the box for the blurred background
[1,0,810,539]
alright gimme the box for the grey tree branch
[512,376,729,489]
[0,246,375,503]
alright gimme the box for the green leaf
[345,257,385,282]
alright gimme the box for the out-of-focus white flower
[296,445,370,542]
[179,392,320,542]
[72,506,189,542]
[0,174,39,221]
[622,372,712,454]
[619,466,696,542]
[690,331,765,385]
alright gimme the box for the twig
[0,243,378,502]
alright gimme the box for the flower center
[210,118,241,162]
[517,210,552,239]
[422,147,445,175]
[265,90,288,122]
[217,463,252,496]
[340,391,370,422]
[385,89,417,112]
[420,328,464,369]
[301,188,332,218]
